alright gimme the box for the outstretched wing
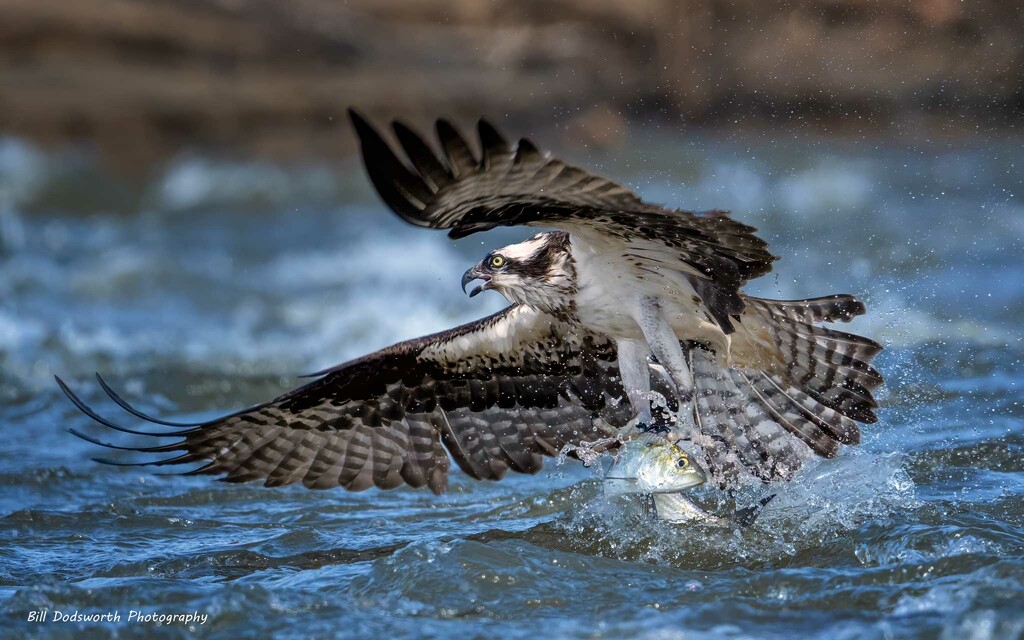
[61,307,634,494]
[349,109,777,329]
[61,299,880,491]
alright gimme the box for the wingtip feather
[95,373,201,428]
[350,110,433,222]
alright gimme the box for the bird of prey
[60,110,883,495]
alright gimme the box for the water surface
[1,132,1022,639]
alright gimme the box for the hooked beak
[461,264,492,298]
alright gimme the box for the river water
[1,131,1022,639]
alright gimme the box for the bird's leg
[637,297,697,433]
[617,339,654,433]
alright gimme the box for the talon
[637,421,671,436]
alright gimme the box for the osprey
[60,110,883,494]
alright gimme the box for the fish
[604,434,774,527]
[604,436,708,497]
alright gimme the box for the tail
[732,493,776,528]
[687,294,883,484]
[745,295,883,426]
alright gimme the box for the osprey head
[461,231,575,313]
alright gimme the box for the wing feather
[63,306,628,494]
[435,119,479,178]
[392,121,452,190]
[349,110,777,324]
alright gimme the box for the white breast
[571,239,644,339]
[570,236,726,347]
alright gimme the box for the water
[1,131,1022,639]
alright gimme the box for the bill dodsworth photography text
[26,608,208,627]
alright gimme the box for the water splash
[548,449,917,570]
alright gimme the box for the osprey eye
[489,255,506,269]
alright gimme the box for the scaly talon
[636,421,672,436]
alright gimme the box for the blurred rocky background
[0,0,1021,170]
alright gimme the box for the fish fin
[731,493,776,528]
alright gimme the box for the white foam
[154,156,339,212]
[777,159,875,218]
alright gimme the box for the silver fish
[604,436,774,526]
[604,437,708,497]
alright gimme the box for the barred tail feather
[747,372,858,447]
[689,349,756,484]
[690,350,812,484]
[745,296,883,423]
[748,294,867,324]
[686,295,883,484]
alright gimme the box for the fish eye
[676,457,689,470]
[489,255,506,269]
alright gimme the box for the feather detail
[62,306,631,494]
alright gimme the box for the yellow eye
[676,456,689,470]
[489,255,505,268]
